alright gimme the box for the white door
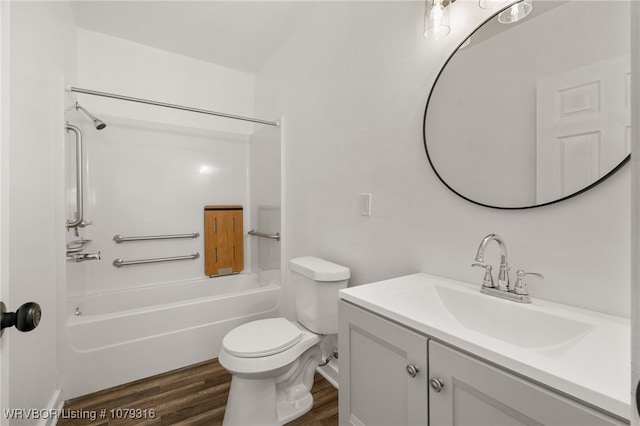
[631,5,640,425]
[0,0,6,417]
[536,55,630,204]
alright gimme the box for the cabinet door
[429,341,626,426]
[339,301,428,426]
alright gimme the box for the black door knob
[0,302,41,334]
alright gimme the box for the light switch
[360,193,372,216]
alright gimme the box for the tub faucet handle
[67,251,101,263]
[472,263,494,289]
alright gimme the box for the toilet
[218,256,350,426]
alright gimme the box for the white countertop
[339,272,630,420]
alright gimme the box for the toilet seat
[219,319,321,376]
[222,318,302,358]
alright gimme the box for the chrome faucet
[474,234,510,291]
[472,234,543,303]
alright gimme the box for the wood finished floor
[58,358,338,426]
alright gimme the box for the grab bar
[112,252,200,268]
[65,124,91,230]
[248,229,280,241]
[113,232,200,243]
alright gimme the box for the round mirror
[423,0,630,209]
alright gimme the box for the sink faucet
[474,234,510,291]
[472,234,543,303]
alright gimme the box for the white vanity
[338,273,630,425]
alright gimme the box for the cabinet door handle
[430,377,444,393]
[406,364,419,378]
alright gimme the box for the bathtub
[63,272,281,399]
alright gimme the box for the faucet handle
[513,270,544,295]
[471,263,494,289]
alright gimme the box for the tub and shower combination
[63,87,283,399]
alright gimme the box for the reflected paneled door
[204,206,244,276]
[536,55,630,204]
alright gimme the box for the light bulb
[478,0,508,9]
[498,0,532,24]
[424,0,451,40]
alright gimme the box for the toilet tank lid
[289,256,350,281]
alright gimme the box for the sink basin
[434,284,595,355]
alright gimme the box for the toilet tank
[289,256,350,334]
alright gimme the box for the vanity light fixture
[478,0,508,9]
[424,0,454,40]
[498,0,532,24]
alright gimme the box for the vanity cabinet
[338,300,428,426]
[339,300,626,426]
[429,340,625,426]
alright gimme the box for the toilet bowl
[219,319,322,425]
[218,257,350,426]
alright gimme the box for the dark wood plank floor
[58,358,338,426]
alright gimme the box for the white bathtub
[63,272,281,399]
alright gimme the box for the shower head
[75,102,107,130]
[93,118,107,130]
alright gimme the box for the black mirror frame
[422,5,631,210]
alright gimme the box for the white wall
[256,0,630,318]
[76,29,256,135]
[3,0,77,421]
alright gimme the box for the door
[0,276,4,423]
[536,55,630,203]
[631,4,640,426]
[0,1,6,415]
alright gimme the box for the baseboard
[317,361,339,389]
